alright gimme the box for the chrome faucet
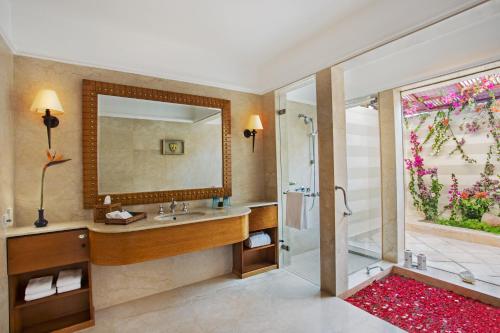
[169,198,177,214]
[158,204,165,215]
[182,202,189,213]
[366,265,384,275]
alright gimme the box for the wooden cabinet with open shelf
[233,205,279,278]
[7,229,94,333]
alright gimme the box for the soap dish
[105,212,147,225]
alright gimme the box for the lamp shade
[30,89,64,114]
[246,115,263,130]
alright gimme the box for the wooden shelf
[15,286,89,309]
[22,310,93,333]
[8,229,94,333]
[241,262,277,278]
[243,243,275,253]
[233,205,279,279]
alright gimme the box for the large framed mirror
[82,80,231,208]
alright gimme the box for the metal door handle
[334,186,352,217]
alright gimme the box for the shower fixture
[298,113,313,125]
[297,113,318,211]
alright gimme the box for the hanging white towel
[25,285,56,301]
[57,282,81,294]
[25,276,53,295]
[57,269,82,288]
[286,192,309,230]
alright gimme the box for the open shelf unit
[7,229,94,333]
[233,204,279,278]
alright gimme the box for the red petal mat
[346,275,500,333]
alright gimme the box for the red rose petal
[345,275,500,333]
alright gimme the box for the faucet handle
[182,202,189,212]
[158,204,164,215]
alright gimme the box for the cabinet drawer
[8,229,89,275]
[249,205,278,232]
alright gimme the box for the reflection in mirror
[97,95,222,194]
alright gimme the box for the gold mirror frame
[82,79,231,209]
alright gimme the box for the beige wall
[0,35,14,333]
[98,116,222,194]
[13,56,269,309]
[403,105,500,220]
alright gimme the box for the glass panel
[345,96,382,274]
[278,79,320,286]
[402,69,500,285]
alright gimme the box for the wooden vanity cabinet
[233,205,279,278]
[7,229,94,333]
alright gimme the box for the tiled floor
[83,269,402,333]
[284,248,380,285]
[406,230,500,285]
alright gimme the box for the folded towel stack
[57,269,82,293]
[25,276,56,301]
[106,210,133,220]
[244,231,271,248]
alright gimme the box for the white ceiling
[0,0,490,94]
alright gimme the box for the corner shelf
[243,243,275,253]
[233,204,279,279]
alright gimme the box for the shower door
[345,96,382,274]
[277,78,321,286]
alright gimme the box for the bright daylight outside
[402,70,500,285]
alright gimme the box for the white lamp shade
[30,89,64,114]
[246,115,263,130]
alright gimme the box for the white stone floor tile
[406,230,500,286]
[83,270,403,333]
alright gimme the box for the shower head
[298,114,313,124]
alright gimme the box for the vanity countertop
[89,206,251,233]
[5,206,251,238]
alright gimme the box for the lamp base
[243,129,257,152]
[34,209,48,228]
[243,129,255,138]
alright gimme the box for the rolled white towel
[106,210,133,220]
[25,276,53,296]
[244,232,271,248]
[57,269,82,288]
[25,285,56,301]
[57,282,81,294]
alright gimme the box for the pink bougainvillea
[346,275,500,333]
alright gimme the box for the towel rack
[283,190,319,197]
[334,186,352,217]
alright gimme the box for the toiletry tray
[105,212,147,225]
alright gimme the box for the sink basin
[154,211,206,222]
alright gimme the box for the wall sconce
[243,115,263,152]
[30,89,64,149]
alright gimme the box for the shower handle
[334,186,352,217]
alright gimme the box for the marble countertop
[89,206,251,233]
[5,205,255,238]
[5,201,278,238]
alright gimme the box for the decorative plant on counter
[405,131,443,221]
[35,149,71,227]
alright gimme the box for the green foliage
[436,218,500,235]
[421,177,444,221]
[459,196,492,220]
